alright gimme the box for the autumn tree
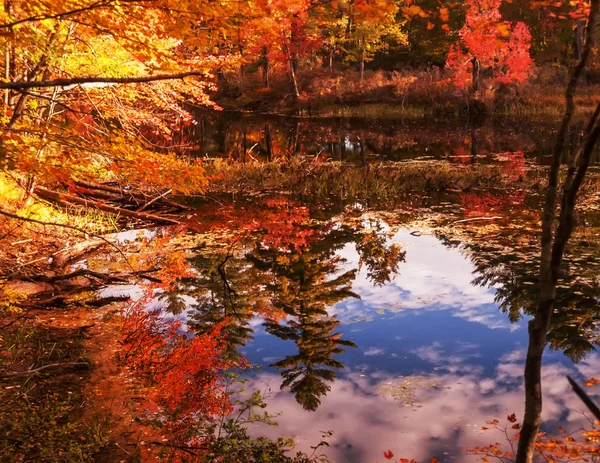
[446,0,533,92]
[0,0,235,204]
[337,0,403,84]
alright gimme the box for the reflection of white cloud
[364,347,386,356]
[99,284,146,301]
[330,231,519,332]
[241,352,600,462]
[410,342,483,375]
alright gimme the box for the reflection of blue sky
[247,229,527,375]
[331,231,518,331]
[242,229,599,461]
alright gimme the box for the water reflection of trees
[439,221,600,363]
[249,236,360,411]
[174,110,570,164]
[163,218,406,411]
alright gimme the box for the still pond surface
[120,112,600,461]
[176,110,600,166]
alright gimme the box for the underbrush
[215,67,600,119]
[0,173,118,277]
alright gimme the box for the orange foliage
[466,412,600,463]
[120,308,247,448]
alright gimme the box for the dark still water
[110,195,600,462]
[174,110,600,166]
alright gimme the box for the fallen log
[12,268,127,284]
[73,180,191,210]
[72,187,142,206]
[34,186,181,225]
[51,239,108,269]
[1,362,90,379]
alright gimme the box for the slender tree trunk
[289,62,300,98]
[3,0,11,110]
[4,42,9,110]
[281,36,300,98]
[359,36,365,87]
[470,56,480,94]
[576,18,585,61]
[262,46,269,88]
[329,48,334,74]
[515,3,599,462]
[264,125,273,162]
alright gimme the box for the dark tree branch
[0,72,208,90]
[567,376,600,422]
[0,0,156,29]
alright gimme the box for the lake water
[140,185,600,462]
[104,111,600,461]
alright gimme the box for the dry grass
[204,158,549,204]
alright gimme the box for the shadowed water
[174,110,600,166]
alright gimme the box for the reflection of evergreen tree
[161,215,406,409]
[249,236,359,411]
[443,231,600,363]
[266,317,356,411]
[175,249,266,359]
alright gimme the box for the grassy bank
[204,159,548,203]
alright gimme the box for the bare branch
[0,72,208,90]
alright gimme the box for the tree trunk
[470,126,478,164]
[516,299,553,463]
[289,58,300,98]
[515,3,599,462]
[359,36,365,87]
[329,48,334,74]
[264,125,273,161]
[576,18,585,61]
[470,56,480,94]
[262,46,270,88]
[4,41,9,110]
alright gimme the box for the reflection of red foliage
[460,190,525,218]
[190,197,319,251]
[257,198,317,250]
[494,151,527,181]
[461,191,504,217]
[121,309,246,448]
